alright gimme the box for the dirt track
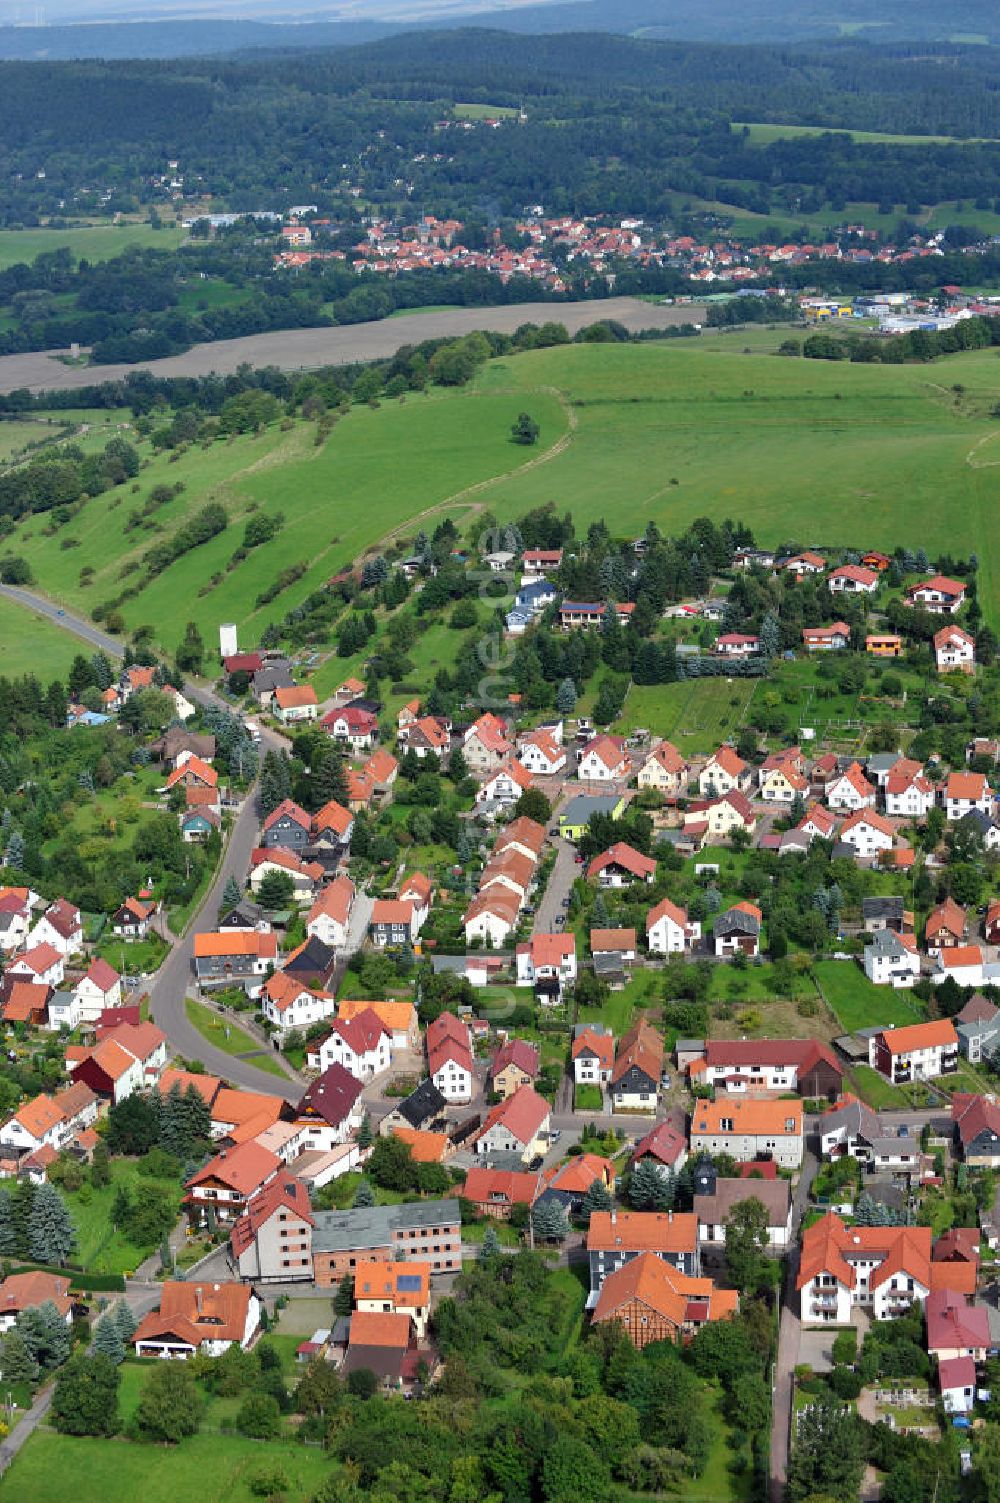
[0,297,706,395]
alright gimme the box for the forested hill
[1,0,999,58]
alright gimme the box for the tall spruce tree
[27,1184,75,1266]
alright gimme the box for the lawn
[0,222,186,270]
[183,998,288,1079]
[0,592,84,681]
[847,1063,911,1109]
[0,418,66,461]
[453,102,521,119]
[574,1083,603,1111]
[616,678,760,755]
[577,968,661,1034]
[65,1158,183,1276]
[813,959,926,1033]
[94,933,168,976]
[0,1430,332,1503]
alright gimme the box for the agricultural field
[0,223,186,270]
[732,121,998,146]
[453,101,521,119]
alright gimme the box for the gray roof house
[862,896,906,933]
[956,994,1000,1063]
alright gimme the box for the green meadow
[732,121,997,146]
[0,223,186,270]
[5,333,1000,665]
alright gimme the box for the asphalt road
[0,297,707,395]
[769,1146,818,1503]
[0,582,125,658]
[532,835,578,936]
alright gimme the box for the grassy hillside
[7,332,1000,661]
[0,223,186,270]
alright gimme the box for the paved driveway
[533,837,578,935]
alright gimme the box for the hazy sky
[0,0,565,21]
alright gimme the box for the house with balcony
[868,1019,958,1084]
[863,929,921,988]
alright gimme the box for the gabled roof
[490,1038,540,1079]
[230,1171,314,1256]
[494,815,546,857]
[611,1018,663,1086]
[338,998,416,1034]
[698,1038,840,1076]
[907,574,965,599]
[187,1140,281,1196]
[313,799,353,838]
[0,1270,71,1320]
[632,1119,687,1168]
[646,896,689,932]
[591,927,637,953]
[580,734,629,770]
[307,875,355,928]
[348,1310,412,1350]
[475,1083,550,1146]
[274,684,318,710]
[141,1280,254,1346]
[840,807,894,839]
[587,842,656,881]
[878,1019,958,1053]
[952,1092,1000,1147]
[587,1210,698,1254]
[297,1064,364,1126]
[10,1093,65,1140]
[692,1098,802,1138]
[464,1166,539,1206]
[927,897,967,940]
[592,1250,737,1329]
[706,745,745,778]
[946,771,988,801]
[572,1027,615,1070]
[12,942,62,975]
[81,958,119,994]
[262,797,311,834]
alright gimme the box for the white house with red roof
[578,735,631,782]
[869,1020,959,1083]
[935,625,975,675]
[475,759,532,809]
[699,746,750,797]
[28,898,82,958]
[945,771,992,821]
[826,761,876,811]
[905,575,966,614]
[399,715,450,760]
[313,1006,390,1079]
[715,633,759,658]
[517,728,566,776]
[305,875,355,950]
[463,890,519,948]
[797,806,838,842]
[636,740,688,796]
[320,705,379,751]
[935,946,987,989]
[783,551,825,576]
[273,685,319,724]
[426,1012,474,1103]
[8,943,64,989]
[838,808,895,859]
[885,761,935,819]
[515,933,577,1001]
[473,1084,551,1163]
[259,973,336,1042]
[828,564,878,594]
[646,897,700,955]
[72,959,122,1024]
[572,1025,614,1086]
[759,755,809,804]
[587,842,657,887]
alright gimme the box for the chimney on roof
[610,1212,616,1226]
[195,1286,203,1314]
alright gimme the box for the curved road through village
[0,582,302,1101]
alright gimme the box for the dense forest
[3,33,1000,230]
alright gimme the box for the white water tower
[219,623,238,660]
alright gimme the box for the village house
[489,1039,540,1100]
[935,945,987,988]
[230,1174,315,1284]
[587,1210,700,1294]
[636,739,688,795]
[935,624,976,675]
[368,899,419,949]
[72,958,122,1022]
[828,564,878,594]
[399,715,450,760]
[715,633,759,657]
[337,999,419,1054]
[826,762,876,811]
[610,1020,663,1112]
[305,876,355,950]
[261,799,313,854]
[462,889,519,948]
[885,761,936,819]
[866,633,903,658]
[572,1024,615,1088]
[295,1065,365,1150]
[186,1141,283,1226]
[686,1039,842,1099]
[591,1252,737,1348]
[111,897,156,939]
[945,771,992,821]
[692,1161,793,1251]
[838,808,896,860]
[759,756,809,804]
[69,1022,166,1104]
[646,896,699,956]
[559,793,626,841]
[273,685,319,725]
[463,715,514,776]
[353,1258,432,1341]
[192,931,278,990]
[28,898,82,958]
[312,799,354,851]
[473,1083,551,1164]
[133,1282,261,1360]
[863,929,921,988]
[559,601,635,631]
[515,932,577,1003]
[782,551,826,577]
[0,1271,73,1333]
[516,727,566,778]
[905,575,967,614]
[163,755,218,795]
[259,973,336,1043]
[926,897,967,954]
[954,996,1000,1065]
[797,1214,958,1325]
[700,790,757,841]
[690,1098,804,1170]
[311,1007,391,1079]
[927,1287,989,1363]
[953,1093,1000,1167]
[249,848,323,902]
[7,943,64,989]
[474,759,532,810]
[591,928,637,975]
[699,746,751,797]
[869,1019,959,1084]
[803,622,851,652]
[522,548,563,578]
[426,1012,474,1103]
[713,902,762,958]
[632,1118,688,1179]
[577,735,631,782]
[587,841,657,887]
[320,705,379,752]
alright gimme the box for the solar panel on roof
[396,1275,422,1291]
